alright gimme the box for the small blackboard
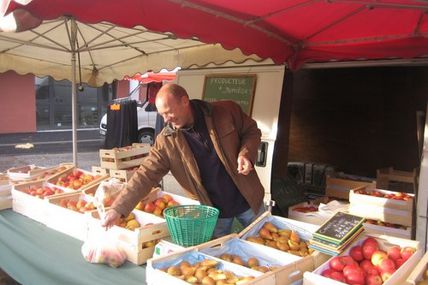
[313,212,365,244]
[202,74,257,115]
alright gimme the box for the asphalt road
[0,129,104,172]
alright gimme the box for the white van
[99,100,158,145]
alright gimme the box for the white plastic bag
[81,226,127,268]
[88,178,126,219]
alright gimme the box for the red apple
[154,198,166,210]
[344,267,365,285]
[378,258,396,273]
[387,246,401,260]
[153,207,163,216]
[144,202,155,213]
[329,256,346,271]
[394,258,405,268]
[343,264,361,277]
[330,271,346,283]
[366,274,383,285]
[400,247,415,261]
[363,244,379,260]
[341,255,358,266]
[371,250,388,267]
[360,259,379,275]
[363,237,379,249]
[321,268,335,278]
[350,245,364,262]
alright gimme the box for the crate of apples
[304,234,420,285]
[18,183,64,199]
[350,188,413,211]
[135,188,199,218]
[48,168,104,191]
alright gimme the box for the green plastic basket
[163,205,219,247]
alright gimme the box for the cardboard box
[153,238,186,258]
[303,233,422,285]
[406,249,428,285]
[99,143,150,170]
[325,176,376,200]
[146,248,271,285]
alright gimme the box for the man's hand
[237,155,254,175]
[101,209,121,230]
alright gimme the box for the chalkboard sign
[202,74,257,115]
[313,212,365,244]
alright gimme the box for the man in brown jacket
[102,83,265,237]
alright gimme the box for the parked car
[99,100,158,145]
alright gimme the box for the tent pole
[70,18,78,166]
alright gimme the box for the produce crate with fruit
[288,199,349,226]
[47,167,108,192]
[406,249,428,285]
[326,176,376,200]
[87,209,169,265]
[7,164,73,185]
[239,212,330,272]
[363,219,411,240]
[197,234,305,285]
[44,191,98,240]
[99,143,151,170]
[146,248,272,285]
[82,178,126,207]
[11,180,71,224]
[349,188,414,226]
[135,188,200,218]
[303,233,422,285]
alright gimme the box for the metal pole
[70,19,78,166]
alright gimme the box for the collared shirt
[181,102,250,218]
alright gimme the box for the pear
[246,236,265,244]
[288,239,301,251]
[259,228,273,240]
[276,241,290,251]
[219,253,233,263]
[263,222,278,233]
[278,229,292,237]
[275,236,289,243]
[201,276,216,285]
[232,256,245,266]
[195,268,208,281]
[290,230,300,243]
[253,266,269,273]
[167,266,182,276]
[265,240,278,249]
[185,276,198,284]
[247,257,259,268]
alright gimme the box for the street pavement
[0,128,181,194]
[0,129,104,172]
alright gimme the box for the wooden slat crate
[239,211,330,279]
[406,249,428,285]
[87,209,169,265]
[109,168,137,183]
[47,167,108,192]
[303,233,422,285]
[99,143,150,170]
[197,234,309,285]
[325,176,376,200]
[146,249,271,285]
[91,166,109,176]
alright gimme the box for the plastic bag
[88,178,126,219]
[81,227,127,268]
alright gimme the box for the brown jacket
[112,100,264,217]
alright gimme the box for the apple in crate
[24,185,63,198]
[55,169,97,190]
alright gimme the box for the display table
[0,209,146,285]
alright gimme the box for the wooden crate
[91,166,109,176]
[45,192,96,241]
[239,212,330,272]
[303,233,422,285]
[376,167,418,193]
[325,176,376,200]
[47,167,108,192]
[288,201,341,226]
[109,168,137,183]
[146,248,272,285]
[87,209,169,265]
[141,187,200,206]
[0,196,12,210]
[0,173,9,186]
[349,203,412,226]
[406,249,428,285]
[349,187,414,211]
[99,143,150,170]
[363,221,411,239]
[197,234,309,285]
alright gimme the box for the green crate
[163,205,219,247]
